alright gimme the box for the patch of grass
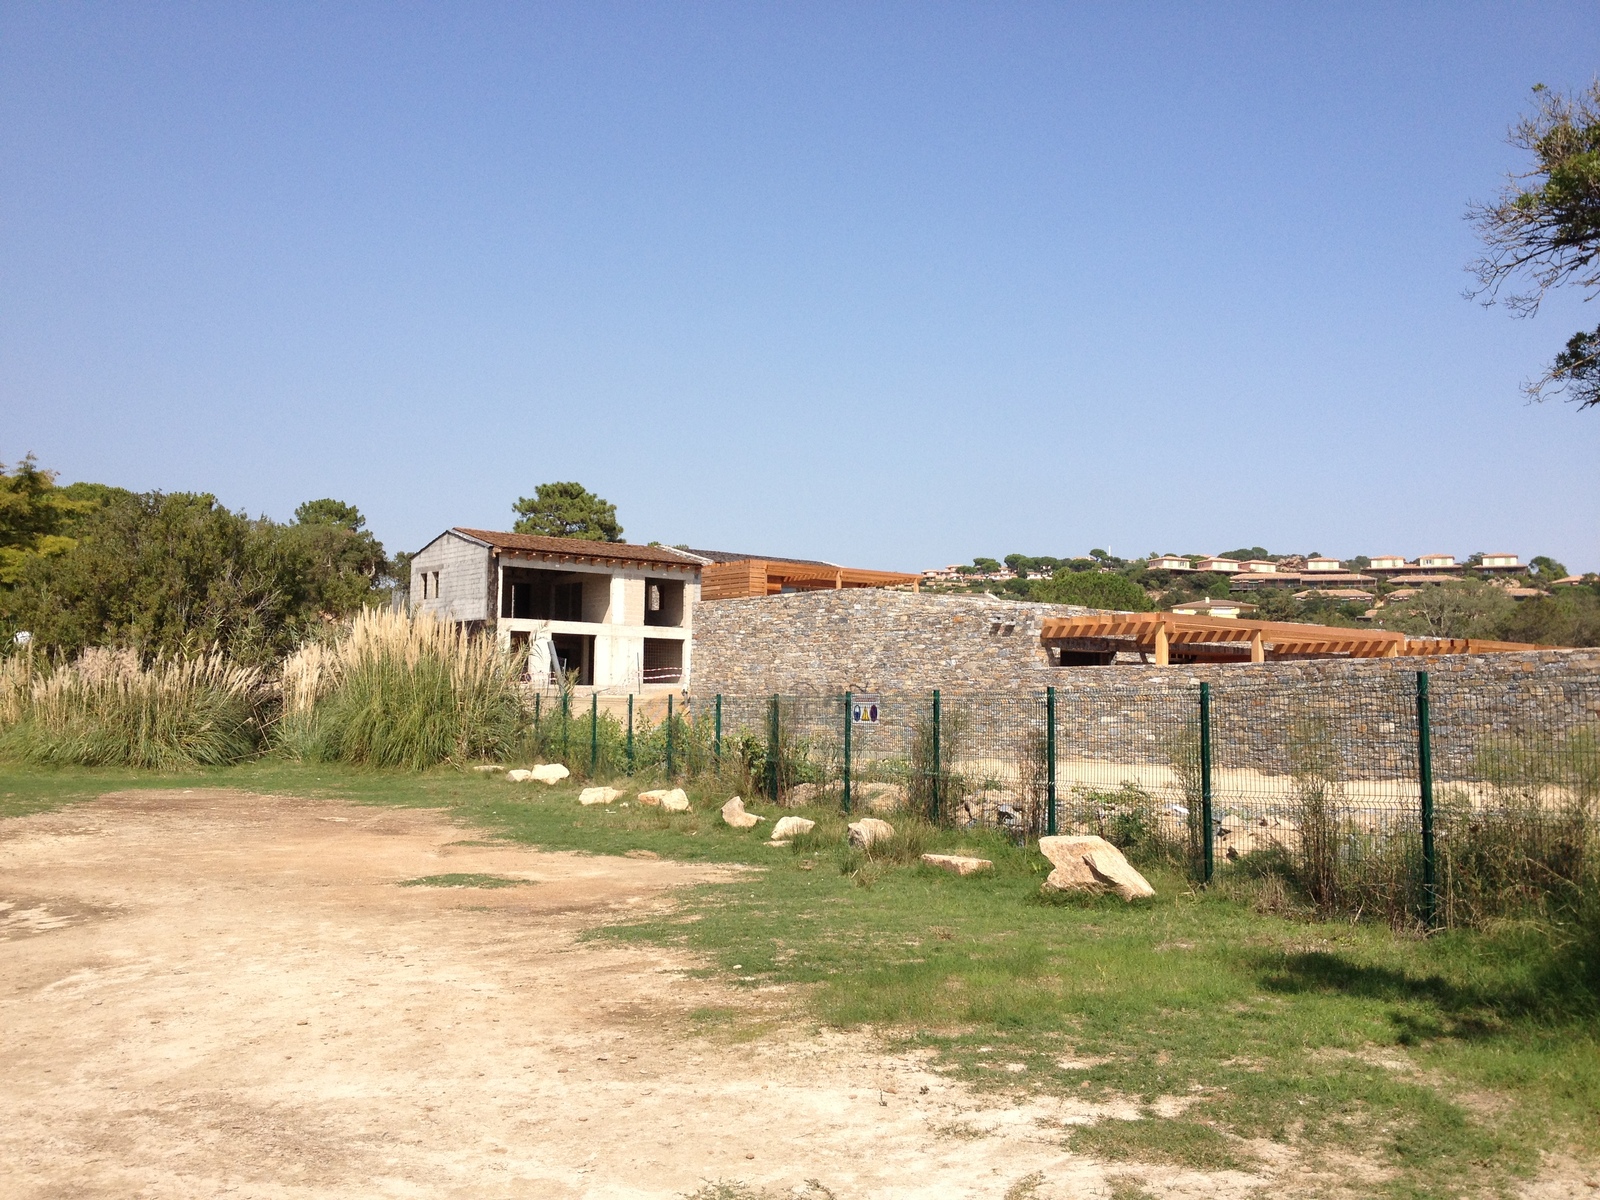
[684,1183,836,1200]
[1068,1116,1246,1171]
[397,873,528,888]
[1002,1169,1047,1199]
[0,765,152,818]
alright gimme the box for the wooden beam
[1250,630,1264,663]
[1154,621,1169,666]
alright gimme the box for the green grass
[397,873,530,888]
[2,762,1596,1198]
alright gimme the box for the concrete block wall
[411,533,492,624]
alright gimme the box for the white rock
[580,786,624,806]
[640,788,690,812]
[1037,835,1155,901]
[847,818,895,849]
[787,782,820,806]
[530,763,570,784]
[471,764,505,773]
[721,797,762,828]
[920,853,993,877]
[506,769,534,782]
[857,782,906,815]
[770,816,815,840]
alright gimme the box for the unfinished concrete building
[409,528,702,688]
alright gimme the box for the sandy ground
[0,788,1323,1198]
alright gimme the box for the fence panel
[511,672,1598,929]
[1052,682,1208,879]
[1207,673,1423,923]
[1428,672,1600,928]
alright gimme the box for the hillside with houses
[920,549,1600,646]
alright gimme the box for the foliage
[1376,579,1515,639]
[0,480,394,665]
[0,647,264,768]
[277,609,527,769]
[1468,81,1600,408]
[1529,554,1569,580]
[0,455,94,584]
[1247,588,1368,627]
[1031,569,1154,612]
[1494,588,1600,646]
[1003,553,1063,578]
[908,700,969,823]
[293,498,366,529]
[511,482,623,542]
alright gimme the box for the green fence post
[842,691,854,815]
[590,693,599,776]
[666,694,675,780]
[931,690,942,824]
[626,694,635,775]
[1046,687,1057,837]
[1199,682,1214,885]
[533,692,541,754]
[714,694,723,769]
[767,695,780,802]
[1417,671,1437,930]
[561,690,570,761]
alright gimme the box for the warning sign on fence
[851,694,880,725]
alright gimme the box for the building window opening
[500,569,592,622]
[644,578,684,627]
[642,637,683,684]
[549,633,593,686]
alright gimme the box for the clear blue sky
[3,3,1597,572]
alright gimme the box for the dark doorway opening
[549,634,593,685]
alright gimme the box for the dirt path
[0,788,1259,1199]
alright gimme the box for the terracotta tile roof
[452,528,704,568]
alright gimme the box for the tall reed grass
[0,647,265,769]
[276,609,527,769]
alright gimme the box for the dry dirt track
[0,788,1260,1199]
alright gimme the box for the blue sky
[2,2,1597,571]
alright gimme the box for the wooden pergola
[701,558,922,601]
[1037,612,1540,665]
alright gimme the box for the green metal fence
[516,673,1598,929]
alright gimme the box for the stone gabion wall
[690,591,1600,784]
[691,590,1093,695]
